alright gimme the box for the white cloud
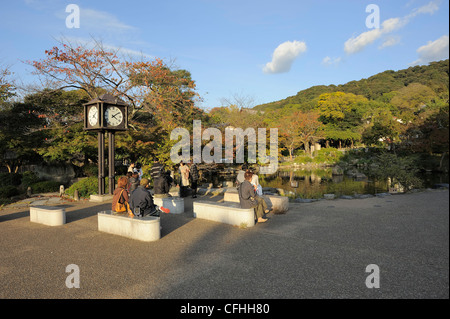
[409,1,439,17]
[344,28,383,54]
[381,17,407,33]
[379,36,401,49]
[322,56,342,66]
[263,40,307,74]
[410,35,449,65]
[344,1,439,54]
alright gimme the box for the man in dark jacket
[130,178,169,217]
[238,171,268,223]
[189,162,199,198]
[153,171,172,198]
[150,160,164,186]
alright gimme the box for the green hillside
[254,59,449,112]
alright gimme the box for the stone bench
[30,205,66,226]
[223,191,289,214]
[97,211,160,242]
[193,201,255,227]
[153,196,184,214]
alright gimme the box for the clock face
[88,106,99,126]
[104,106,123,127]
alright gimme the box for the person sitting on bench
[130,178,170,217]
[238,170,269,223]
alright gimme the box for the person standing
[153,171,172,198]
[189,162,199,198]
[127,162,135,174]
[178,161,190,198]
[150,160,165,185]
[134,163,143,181]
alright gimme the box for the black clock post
[83,94,128,198]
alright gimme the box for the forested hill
[253,59,449,112]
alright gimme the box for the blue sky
[0,0,448,109]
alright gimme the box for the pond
[200,166,449,199]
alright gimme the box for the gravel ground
[0,189,448,300]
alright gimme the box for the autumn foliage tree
[278,110,323,159]
[27,38,204,168]
[28,39,200,131]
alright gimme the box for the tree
[318,92,368,125]
[0,102,46,173]
[28,38,200,132]
[317,92,369,147]
[210,104,264,130]
[370,152,422,191]
[27,38,208,170]
[278,111,323,158]
[0,66,15,102]
[19,89,97,167]
[253,60,449,112]
[403,102,449,156]
[390,83,436,122]
[362,109,401,147]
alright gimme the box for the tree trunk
[304,142,310,155]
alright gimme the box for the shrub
[0,173,22,187]
[30,181,61,193]
[370,152,422,191]
[294,156,313,164]
[65,176,116,198]
[313,147,344,164]
[21,171,40,188]
[0,185,20,198]
[65,177,97,198]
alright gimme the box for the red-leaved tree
[28,38,200,131]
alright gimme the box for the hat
[140,178,149,186]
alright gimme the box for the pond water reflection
[258,169,387,198]
[203,166,448,199]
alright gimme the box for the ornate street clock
[87,104,100,128]
[83,94,128,131]
[83,94,129,196]
[104,104,127,130]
